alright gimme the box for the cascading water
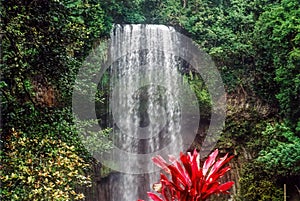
[73,22,226,201]
[110,24,182,154]
[96,24,201,201]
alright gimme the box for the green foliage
[1,0,299,199]
[0,129,91,200]
[1,0,110,109]
[238,121,299,200]
[2,106,89,155]
[76,119,113,156]
[0,0,112,141]
[1,1,113,199]
[254,0,300,121]
[239,161,283,201]
[221,115,263,151]
[184,73,212,119]
[257,122,300,176]
[102,0,146,23]
[140,0,162,23]
[155,0,262,95]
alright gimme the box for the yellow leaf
[28,176,33,183]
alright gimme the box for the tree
[254,0,300,122]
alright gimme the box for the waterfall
[110,24,183,155]
[73,23,226,201]
[96,24,201,201]
[106,24,185,201]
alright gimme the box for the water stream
[97,24,200,201]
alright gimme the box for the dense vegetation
[1,0,299,200]
[1,0,112,199]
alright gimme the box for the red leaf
[160,174,172,186]
[180,152,192,177]
[206,154,234,181]
[190,150,200,183]
[152,155,170,174]
[143,149,234,201]
[207,166,231,183]
[202,149,218,176]
[169,155,191,186]
[202,181,235,199]
[147,192,164,201]
[217,181,235,192]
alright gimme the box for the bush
[0,129,91,201]
[138,149,234,201]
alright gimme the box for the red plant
[138,149,234,201]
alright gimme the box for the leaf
[147,192,163,201]
[152,156,170,174]
[140,149,234,201]
[202,149,218,176]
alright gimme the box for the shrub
[138,149,234,201]
[0,129,91,200]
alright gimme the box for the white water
[100,24,199,201]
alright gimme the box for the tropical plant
[0,129,91,200]
[138,149,234,201]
